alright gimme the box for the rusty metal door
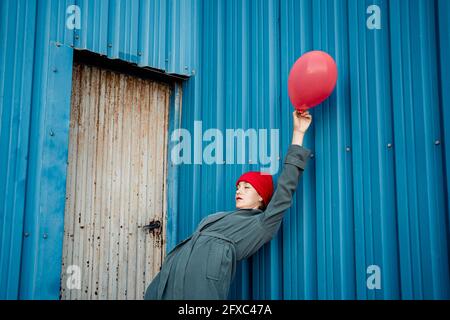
[60,62,171,300]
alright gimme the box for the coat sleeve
[258,144,311,240]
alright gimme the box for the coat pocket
[206,244,225,281]
[233,233,246,244]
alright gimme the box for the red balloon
[288,50,338,111]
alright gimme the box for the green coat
[144,144,311,299]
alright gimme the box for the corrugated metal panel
[65,0,198,76]
[386,0,448,299]
[1,0,449,300]
[60,63,170,299]
[437,0,450,268]
[175,0,450,300]
[0,0,38,299]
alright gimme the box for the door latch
[143,220,161,233]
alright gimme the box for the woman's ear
[259,198,264,209]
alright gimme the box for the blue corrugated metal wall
[1,0,449,299]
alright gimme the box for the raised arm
[259,110,312,239]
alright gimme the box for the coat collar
[238,208,263,214]
[198,208,262,231]
[197,211,229,231]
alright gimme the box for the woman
[144,110,312,300]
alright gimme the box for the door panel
[60,62,170,300]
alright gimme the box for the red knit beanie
[235,171,274,207]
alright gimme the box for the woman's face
[235,181,263,210]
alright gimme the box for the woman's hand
[293,110,312,134]
[291,110,312,146]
